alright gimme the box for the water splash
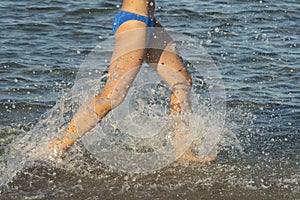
[0,31,228,188]
[0,86,81,187]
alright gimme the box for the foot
[176,148,216,163]
[47,137,74,159]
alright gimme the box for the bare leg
[50,20,148,152]
[145,21,216,162]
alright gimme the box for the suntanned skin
[50,0,215,163]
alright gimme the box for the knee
[94,97,111,119]
[173,76,192,91]
[94,94,126,119]
[171,78,192,104]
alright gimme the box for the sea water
[0,0,299,199]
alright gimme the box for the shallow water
[1,0,299,199]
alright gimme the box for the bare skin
[50,0,216,163]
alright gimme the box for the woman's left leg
[145,21,216,162]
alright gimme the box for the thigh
[96,20,148,102]
[145,22,191,90]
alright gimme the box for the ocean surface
[0,0,299,199]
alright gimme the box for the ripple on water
[0,0,300,199]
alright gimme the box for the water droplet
[206,40,212,45]
[170,43,176,52]
[259,107,264,110]
[199,41,204,46]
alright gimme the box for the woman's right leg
[145,21,216,162]
[145,21,192,115]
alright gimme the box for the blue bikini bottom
[112,10,154,34]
